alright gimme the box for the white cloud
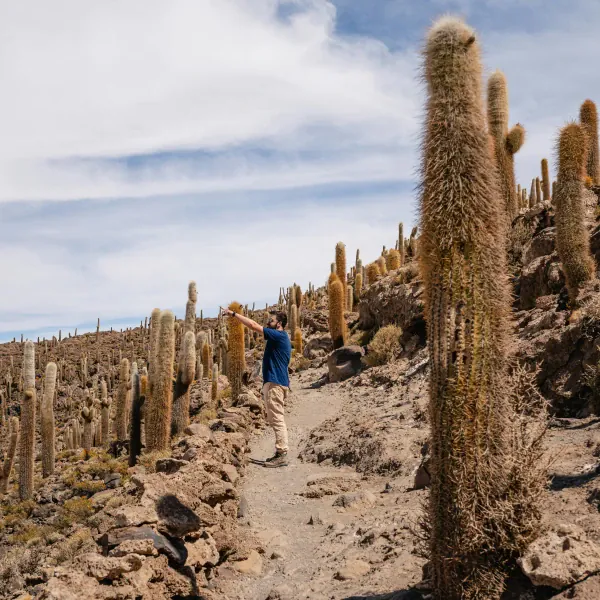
[0,0,418,202]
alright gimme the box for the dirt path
[217,371,426,600]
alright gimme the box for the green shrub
[365,325,403,366]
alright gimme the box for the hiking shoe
[263,451,289,468]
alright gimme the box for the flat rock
[334,559,371,580]
[108,504,158,528]
[90,489,116,509]
[232,549,263,576]
[110,538,158,557]
[186,535,220,568]
[184,423,213,439]
[333,490,377,510]
[220,464,240,485]
[73,552,142,580]
[519,524,600,588]
[155,458,188,475]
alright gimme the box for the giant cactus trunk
[146,310,175,451]
[227,302,245,404]
[1,416,19,494]
[555,122,596,304]
[420,17,540,599]
[172,331,196,436]
[41,362,57,478]
[19,341,36,500]
[581,99,600,184]
[129,363,144,467]
[115,358,131,441]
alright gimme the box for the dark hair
[271,311,287,329]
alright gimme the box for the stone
[200,481,238,506]
[182,447,198,461]
[155,458,188,475]
[110,538,158,557]
[108,504,158,528]
[156,494,201,538]
[90,489,116,509]
[412,457,431,490]
[334,559,371,580]
[523,227,556,266]
[519,524,600,588]
[101,526,187,566]
[38,572,101,600]
[186,535,220,569]
[104,472,122,489]
[232,549,263,575]
[73,552,142,580]
[327,346,365,383]
[307,513,324,525]
[237,495,249,518]
[266,584,296,600]
[220,464,239,485]
[303,336,333,359]
[183,423,213,439]
[333,490,377,509]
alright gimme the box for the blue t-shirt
[263,328,291,387]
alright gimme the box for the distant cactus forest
[2,14,600,600]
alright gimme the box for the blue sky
[0,0,599,341]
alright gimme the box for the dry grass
[365,325,403,366]
[137,450,171,473]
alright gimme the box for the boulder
[183,423,213,439]
[186,535,220,569]
[519,524,600,588]
[334,559,371,580]
[523,227,556,266]
[519,253,564,310]
[232,549,263,575]
[155,458,188,475]
[303,336,333,359]
[108,505,158,528]
[110,538,158,557]
[328,346,365,383]
[332,490,377,509]
[156,494,201,537]
[73,552,142,581]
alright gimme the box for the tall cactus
[1,416,19,494]
[580,99,599,184]
[293,329,303,355]
[41,362,57,478]
[172,331,196,436]
[100,380,111,445]
[115,358,131,441]
[289,304,298,340]
[129,363,143,467]
[487,70,525,223]
[541,158,551,202]
[387,248,401,271]
[335,242,347,309]
[536,177,542,205]
[184,281,197,334]
[398,222,405,266]
[375,255,387,276]
[529,178,537,208]
[146,310,175,451]
[328,274,346,350]
[19,341,36,500]
[211,363,219,405]
[366,263,381,285]
[81,391,95,457]
[420,17,538,598]
[555,122,596,304]
[355,267,363,298]
[227,302,245,403]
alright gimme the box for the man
[221,307,292,468]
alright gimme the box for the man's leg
[263,384,289,467]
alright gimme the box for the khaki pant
[262,382,289,452]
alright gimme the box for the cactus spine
[41,362,57,478]
[487,69,524,223]
[228,302,245,403]
[541,158,551,201]
[19,341,36,500]
[555,122,596,304]
[420,18,538,598]
[1,416,19,494]
[335,242,347,309]
[129,363,143,466]
[328,274,346,350]
[172,330,196,436]
[115,358,131,441]
[580,99,599,184]
[146,310,175,451]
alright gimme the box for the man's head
[267,311,287,331]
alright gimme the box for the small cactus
[115,358,131,441]
[375,255,387,276]
[41,362,57,478]
[1,416,19,494]
[555,122,596,304]
[328,274,346,350]
[541,158,551,201]
[294,329,303,355]
[227,302,245,403]
[19,341,36,500]
[387,248,401,271]
[146,310,176,452]
[580,99,599,184]
[172,331,196,436]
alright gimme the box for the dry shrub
[137,450,171,473]
[365,325,403,366]
[49,527,95,566]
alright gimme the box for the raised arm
[221,307,263,334]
